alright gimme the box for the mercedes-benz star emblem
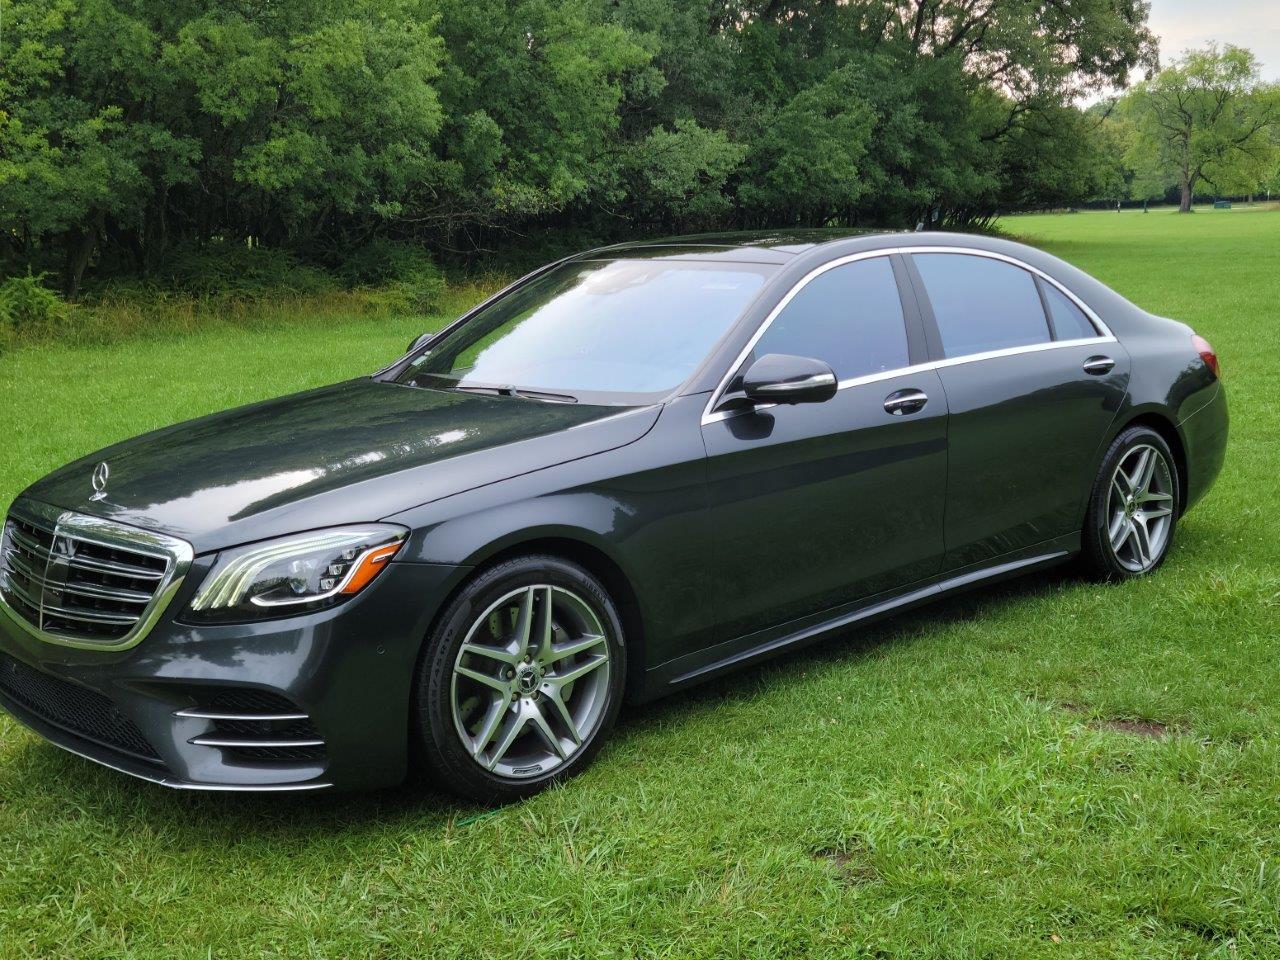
[90,461,110,501]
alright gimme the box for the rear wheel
[412,555,625,803]
[1082,426,1179,580]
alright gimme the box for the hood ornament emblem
[90,461,110,501]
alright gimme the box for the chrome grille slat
[6,553,153,605]
[58,581,154,605]
[5,548,43,581]
[1,499,193,650]
[41,603,141,627]
[8,526,52,559]
[3,576,45,612]
[66,553,166,581]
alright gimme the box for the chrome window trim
[0,499,194,652]
[903,246,1113,339]
[701,245,1116,426]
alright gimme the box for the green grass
[1,206,1278,958]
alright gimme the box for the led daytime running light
[189,528,404,612]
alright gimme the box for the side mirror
[406,332,433,354]
[741,353,838,405]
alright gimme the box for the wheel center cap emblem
[516,666,540,695]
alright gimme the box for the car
[0,230,1227,802]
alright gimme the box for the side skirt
[646,536,1076,697]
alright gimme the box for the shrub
[157,241,335,299]
[337,239,446,314]
[0,272,70,347]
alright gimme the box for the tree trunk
[1179,175,1193,213]
[63,210,104,298]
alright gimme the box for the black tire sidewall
[1082,426,1180,581]
[411,554,626,803]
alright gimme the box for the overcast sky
[1149,0,1280,80]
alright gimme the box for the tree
[1124,44,1280,212]
[1,0,1162,288]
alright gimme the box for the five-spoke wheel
[1084,426,1180,579]
[1106,444,1175,572]
[450,585,612,777]
[413,555,625,802]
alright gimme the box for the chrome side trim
[174,708,310,722]
[190,736,326,748]
[0,499,194,652]
[671,548,1070,685]
[701,245,1116,425]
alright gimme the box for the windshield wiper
[511,388,578,404]
[451,383,578,404]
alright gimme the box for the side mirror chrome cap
[407,332,433,354]
[742,353,838,405]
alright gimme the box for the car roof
[575,228,909,265]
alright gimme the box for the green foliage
[1119,45,1280,209]
[0,272,68,348]
[625,120,746,230]
[739,66,876,224]
[338,240,446,315]
[0,0,1161,289]
[157,243,335,299]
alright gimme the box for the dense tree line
[1,0,1158,294]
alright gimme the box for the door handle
[1083,355,1116,375]
[884,388,928,416]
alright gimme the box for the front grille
[181,689,326,765]
[0,652,161,763]
[0,501,191,648]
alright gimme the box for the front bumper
[0,559,466,791]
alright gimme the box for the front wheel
[1081,426,1180,580]
[412,555,626,803]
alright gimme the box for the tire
[411,554,626,803]
[1081,425,1180,581]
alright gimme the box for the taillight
[1192,334,1220,379]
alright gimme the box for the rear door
[699,254,949,642]
[905,251,1129,571]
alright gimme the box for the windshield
[395,258,777,404]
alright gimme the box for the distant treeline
[2,1,1160,294]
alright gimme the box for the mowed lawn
[1,207,1278,959]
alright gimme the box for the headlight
[185,524,407,623]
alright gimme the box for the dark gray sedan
[0,231,1227,801]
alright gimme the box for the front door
[699,254,949,643]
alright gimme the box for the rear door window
[1039,280,1099,340]
[912,254,1051,358]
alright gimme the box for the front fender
[385,395,718,672]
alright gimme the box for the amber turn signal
[339,542,404,595]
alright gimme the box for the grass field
[1,206,1278,959]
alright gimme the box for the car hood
[22,379,659,553]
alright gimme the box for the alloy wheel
[1106,444,1175,573]
[449,585,612,778]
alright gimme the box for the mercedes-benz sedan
[0,231,1227,801]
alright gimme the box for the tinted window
[751,257,909,380]
[1040,281,1099,339]
[396,259,776,401]
[914,254,1051,357]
